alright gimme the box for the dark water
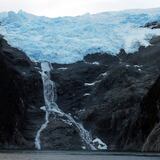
[0,151,160,160]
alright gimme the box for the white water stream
[35,62,107,150]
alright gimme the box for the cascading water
[35,62,107,150]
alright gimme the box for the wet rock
[1,34,160,151]
[41,118,82,150]
[0,36,44,149]
[142,122,160,152]
[144,21,160,29]
[141,76,160,152]
[52,36,160,151]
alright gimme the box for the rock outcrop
[142,76,160,152]
[144,21,160,29]
[52,36,160,151]
[0,35,44,149]
[0,34,160,151]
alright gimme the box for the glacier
[1,8,160,63]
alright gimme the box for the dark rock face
[141,76,160,152]
[52,36,160,151]
[0,36,44,149]
[0,36,89,150]
[40,119,82,150]
[144,21,160,29]
[1,34,160,151]
[143,122,160,152]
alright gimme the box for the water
[0,151,159,160]
[35,62,101,150]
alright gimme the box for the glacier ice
[1,8,160,63]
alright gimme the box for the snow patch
[125,64,131,68]
[82,146,86,150]
[83,93,91,96]
[101,72,108,77]
[84,80,101,86]
[84,61,100,65]
[134,65,143,68]
[93,138,107,150]
[92,61,100,65]
[57,67,68,70]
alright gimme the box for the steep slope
[0,36,97,150]
[142,76,160,152]
[52,35,160,151]
[0,22,160,151]
[0,35,44,148]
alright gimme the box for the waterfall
[35,62,107,150]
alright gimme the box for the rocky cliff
[52,36,160,151]
[142,76,160,152]
[0,35,44,149]
[0,34,160,151]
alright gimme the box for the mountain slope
[0,34,160,151]
[52,35,160,151]
[142,76,160,152]
[0,35,44,148]
[0,8,160,151]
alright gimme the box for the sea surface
[0,151,159,160]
